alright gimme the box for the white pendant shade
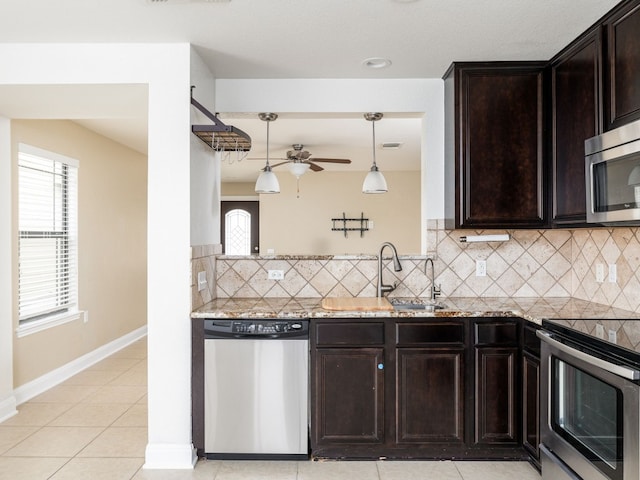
[363,112,387,194]
[362,167,388,193]
[288,162,310,178]
[255,112,280,194]
[255,168,280,193]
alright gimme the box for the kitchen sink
[390,299,447,311]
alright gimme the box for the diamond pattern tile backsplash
[192,222,640,313]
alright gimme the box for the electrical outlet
[608,264,617,283]
[197,271,207,292]
[368,220,374,230]
[83,311,89,324]
[268,270,284,280]
[476,260,487,277]
[595,324,605,339]
[267,248,275,254]
[596,263,605,283]
[608,329,617,344]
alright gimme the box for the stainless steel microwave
[585,119,640,225]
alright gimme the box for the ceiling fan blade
[308,162,324,172]
[266,161,290,169]
[308,158,351,164]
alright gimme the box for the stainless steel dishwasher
[203,319,309,459]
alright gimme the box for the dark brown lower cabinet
[522,352,540,459]
[474,347,518,445]
[522,323,541,469]
[313,348,385,445]
[310,318,529,460]
[396,348,464,444]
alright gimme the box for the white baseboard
[144,443,197,469]
[0,395,17,423]
[13,325,147,405]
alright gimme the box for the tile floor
[0,338,541,480]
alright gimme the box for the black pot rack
[190,91,252,152]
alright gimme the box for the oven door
[539,331,640,480]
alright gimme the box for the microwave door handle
[537,330,640,381]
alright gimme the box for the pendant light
[254,112,280,194]
[362,112,388,194]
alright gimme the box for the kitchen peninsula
[191,296,640,465]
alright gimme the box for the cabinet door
[522,351,540,464]
[396,348,465,444]
[551,28,603,225]
[475,347,518,445]
[605,1,640,129]
[446,63,546,229]
[312,348,385,445]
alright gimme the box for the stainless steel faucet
[377,242,402,297]
[424,257,441,302]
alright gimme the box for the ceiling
[0,0,620,182]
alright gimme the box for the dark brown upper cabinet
[549,27,603,226]
[444,62,547,229]
[604,0,640,130]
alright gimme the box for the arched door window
[224,209,251,255]
[221,201,259,255]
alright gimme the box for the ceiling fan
[258,144,351,173]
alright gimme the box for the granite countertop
[191,296,640,323]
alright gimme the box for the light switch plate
[476,260,487,277]
[197,271,207,292]
[608,264,617,283]
[595,324,605,339]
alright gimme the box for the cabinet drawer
[396,322,465,345]
[475,321,519,345]
[315,322,385,346]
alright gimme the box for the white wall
[190,50,221,246]
[0,43,194,469]
[10,120,147,387]
[215,78,445,253]
[0,116,16,422]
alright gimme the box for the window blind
[18,144,78,322]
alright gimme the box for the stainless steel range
[538,321,640,480]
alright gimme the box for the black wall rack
[331,212,369,238]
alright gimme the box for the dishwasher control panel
[204,319,309,339]
[232,321,303,334]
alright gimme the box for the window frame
[16,143,82,337]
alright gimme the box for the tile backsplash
[192,222,640,313]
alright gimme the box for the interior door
[221,201,259,255]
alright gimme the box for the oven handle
[537,330,640,381]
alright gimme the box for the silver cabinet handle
[537,330,640,381]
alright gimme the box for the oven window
[552,357,623,480]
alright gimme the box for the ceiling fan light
[255,166,280,193]
[288,162,310,178]
[363,166,388,194]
